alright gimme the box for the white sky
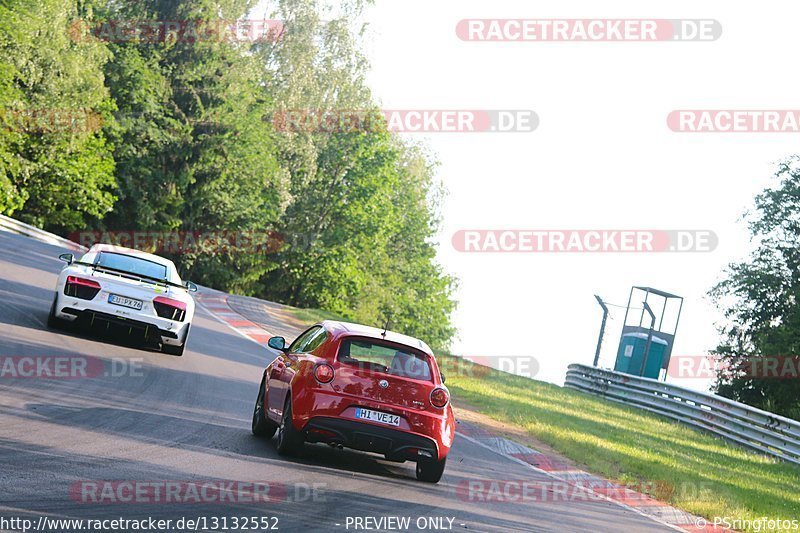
[254,1,800,390]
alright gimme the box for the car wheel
[416,456,446,483]
[252,379,277,438]
[275,397,303,456]
[161,342,185,356]
[47,295,68,330]
[162,325,190,356]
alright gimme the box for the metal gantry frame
[619,286,684,380]
[592,295,609,367]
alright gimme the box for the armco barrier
[0,214,86,252]
[565,363,800,466]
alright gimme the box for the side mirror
[267,336,287,352]
[58,253,74,265]
[441,373,446,384]
[184,281,198,292]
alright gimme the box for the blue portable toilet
[615,332,668,379]
[610,286,684,381]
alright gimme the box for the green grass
[287,306,349,325]
[439,355,800,532]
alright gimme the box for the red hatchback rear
[251,321,455,483]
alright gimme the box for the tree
[98,0,288,294]
[709,157,800,418]
[0,0,116,231]
[0,0,457,350]
[258,0,456,350]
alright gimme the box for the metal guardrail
[565,363,800,466]
[0,214,86,252]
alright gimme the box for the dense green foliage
[0,0,456,349]
[0,0,117,226]
[710,157,800,418]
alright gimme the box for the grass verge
[287,306,349,325]
[439,355,800,532]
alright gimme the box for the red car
[251,320,455,483]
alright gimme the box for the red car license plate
[355,408,400,426]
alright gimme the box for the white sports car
[48,244,197,356]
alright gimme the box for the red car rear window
[337,338,433,382]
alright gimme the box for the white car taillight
[153,296,187,322]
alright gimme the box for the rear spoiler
[72,261,190,290]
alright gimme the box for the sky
[253,1,800,390]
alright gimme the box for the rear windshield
[95,252,169,281]
[337,338,433,381]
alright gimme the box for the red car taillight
[430,387,449,408]
[314,363,335,384]
[64,276,101,300]
[153,296,187,322]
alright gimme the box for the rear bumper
[303,416,439,462]
[291,385,455,461]
[60,306,188,346]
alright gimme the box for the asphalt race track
[0,230,674,532]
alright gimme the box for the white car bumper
[54,291,191,346]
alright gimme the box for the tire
[162,342,185,356]
[416,456,446,483]
[47,295,68,330]
[252,379,277,438]
[275,396,303,456]
[162,325,190,356]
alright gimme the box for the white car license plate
[355,408,400,426]
[108,294,143,310]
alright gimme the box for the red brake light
[314,363,335,383]
[430,387,449,408]
[66,276,101,289]
[153,296,187,311]
[64,276,101,300]
[153,296,187,322]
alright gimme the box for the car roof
[87,243,175,267]
[321,320,433,355]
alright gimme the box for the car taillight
[430,387,449,408]
[64,276,101,300]
[314,363,335,384]
[153,296,187,322]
